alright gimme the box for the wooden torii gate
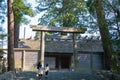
[31,25,86,71]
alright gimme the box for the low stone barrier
[95,70,120,80]
[0,71,16,80]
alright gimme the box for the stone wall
[0,71,16,80]
[77,52,103,72]
[14,49,103,71]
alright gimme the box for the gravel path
[15,71,105,80]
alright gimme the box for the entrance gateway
[30,25,86,71]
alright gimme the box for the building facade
[14,37,104,72]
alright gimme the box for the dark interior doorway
[61,55,71,68]
[56,55,71,69]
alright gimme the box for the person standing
[36,62,44,79]
[45,64,49,78]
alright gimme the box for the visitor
[45,63,49,78]
[36,62,44,79]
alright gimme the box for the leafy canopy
[13,0,35,25]
[36,0,88,27]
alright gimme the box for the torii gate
[31,25,86,71]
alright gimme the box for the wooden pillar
[22,50,25,71]
[40,31,45,67]
[73,33,78,71]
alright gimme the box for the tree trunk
[94,0,119,72]
[14,24,19,48]
[7,0,15,71]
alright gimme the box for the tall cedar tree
[13,0,34,48]
[94,0,119,72]
[7,0,15,71]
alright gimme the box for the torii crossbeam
[30,25,86,33]
[31,25,86,71]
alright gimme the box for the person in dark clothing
[36,62,43,79]
[37,62,41,69]
[45,64,49,78]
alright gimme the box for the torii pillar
[40,31,45,67]
[31,25,86,70]
[73,33,78,71]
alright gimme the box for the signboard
[30,25,86,33]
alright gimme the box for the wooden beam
[45,34,72,40]
[30,25,86,33]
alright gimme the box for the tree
[104,0,120,54]
[0,0,7,24]
[7,0,15,71]
[1,0,34,71]
[36,0,88,27]
[13,0,34,48]
[0,0,7,47]
[36,0,88,71]
[0,27,7,48]
[36,0,120,72]
[87,0,119,72]
[0,0,6,25]
[36,0,88,36]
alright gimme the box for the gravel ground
[15,71,106,80]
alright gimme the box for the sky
[1,0,44,48]
[19,0,42,39]
[3,0,44,39]
[1,0,100,49]
[2,0,98,40]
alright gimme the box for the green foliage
[34,32,41,39]
[0,50,4,56]
[113,39,120,53]
[34,32,52,39]
[0,34,7,39]
[0,58,7,73]
[93,0,120,72]
[0,0,8,47]
[13,0,35,25]
[37,0,88,27]
[0,0,7,24]
[0,27,7,48]
[86,0,96,16]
